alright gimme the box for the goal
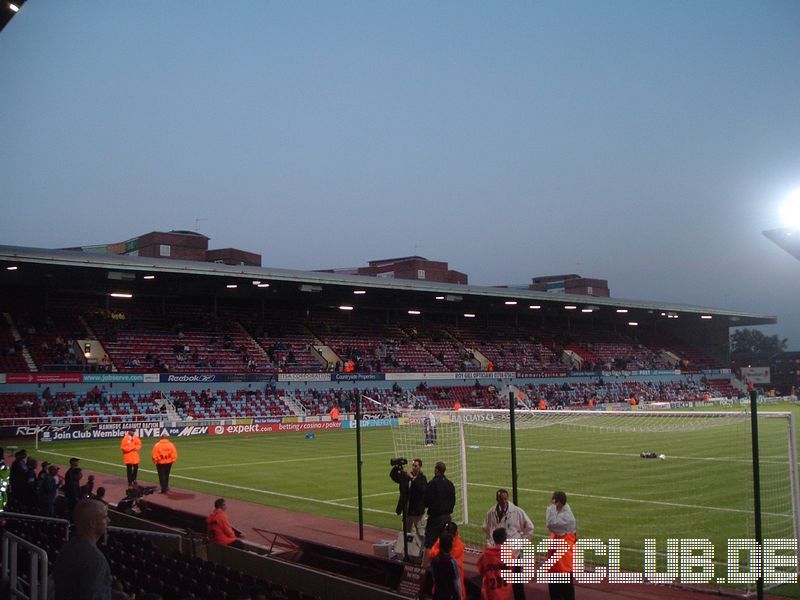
[391,408,800,575]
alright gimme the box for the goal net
[391,408,800,579]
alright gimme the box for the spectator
[81,474,96,499]
[38,465,60,517]
[65,468,83,517]
[53,499,129,599]
[9,449,28,509]
[94,487,108,505]
[428,522,466,600]
[428,532,461,600]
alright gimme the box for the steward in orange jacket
[546,491,577,600]
[151,434,178,494]
[120,429,142,486]
[477,527,512,600]
[207,498,245,549]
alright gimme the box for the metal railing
[1,532,48,600]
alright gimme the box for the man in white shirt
[482,488,534,600]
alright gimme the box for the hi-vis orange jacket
[151,438,178,465]
[120,432,142,465]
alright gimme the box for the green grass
[23,401,800,595]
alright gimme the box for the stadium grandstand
[2,242,796,600]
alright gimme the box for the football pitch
[29,402,800,579]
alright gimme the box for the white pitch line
[479,445,789,465]
[469,482,793,518]
[329,491,398,502]
[178,450,393,471]
[37,450,396,516]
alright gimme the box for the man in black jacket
[391,458,428,551]
[423,461,456,549]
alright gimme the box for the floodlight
[779,188,800,228]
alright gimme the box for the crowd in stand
[0,376,734,422]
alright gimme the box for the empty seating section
[405,322,474,371]
[0,318,29,373]
[450,321,563,372]
[85,303,271,373]
[225,308,322,372]
[307,313,444,373]
[3,299,89,371]
[0,297,729,374]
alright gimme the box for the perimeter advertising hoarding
[331,373,385,382]
[23,423,209,441]
[740,367,771,384]
[278,373,331,382]
[453,371,514,380]
[5,373,84,384]
[207,420,343,435]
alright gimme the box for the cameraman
[390,458,427,550]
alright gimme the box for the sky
[1,1,799,348]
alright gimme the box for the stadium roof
[764,227,800,262]
[0,244,776,326]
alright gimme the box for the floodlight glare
[779,188,800,228]
[10,3,20,12]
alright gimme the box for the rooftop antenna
[194,218,207,232]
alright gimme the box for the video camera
[117,484,158,513]
[390,457,408,467]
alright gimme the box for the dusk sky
[1,1,798,347]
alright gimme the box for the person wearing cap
[151,433,178,494]
[120,428,142,486]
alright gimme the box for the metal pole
[749,388,764,600]
[509,391,519,506]
[356,392,364,540]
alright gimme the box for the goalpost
[391,408,800,578]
